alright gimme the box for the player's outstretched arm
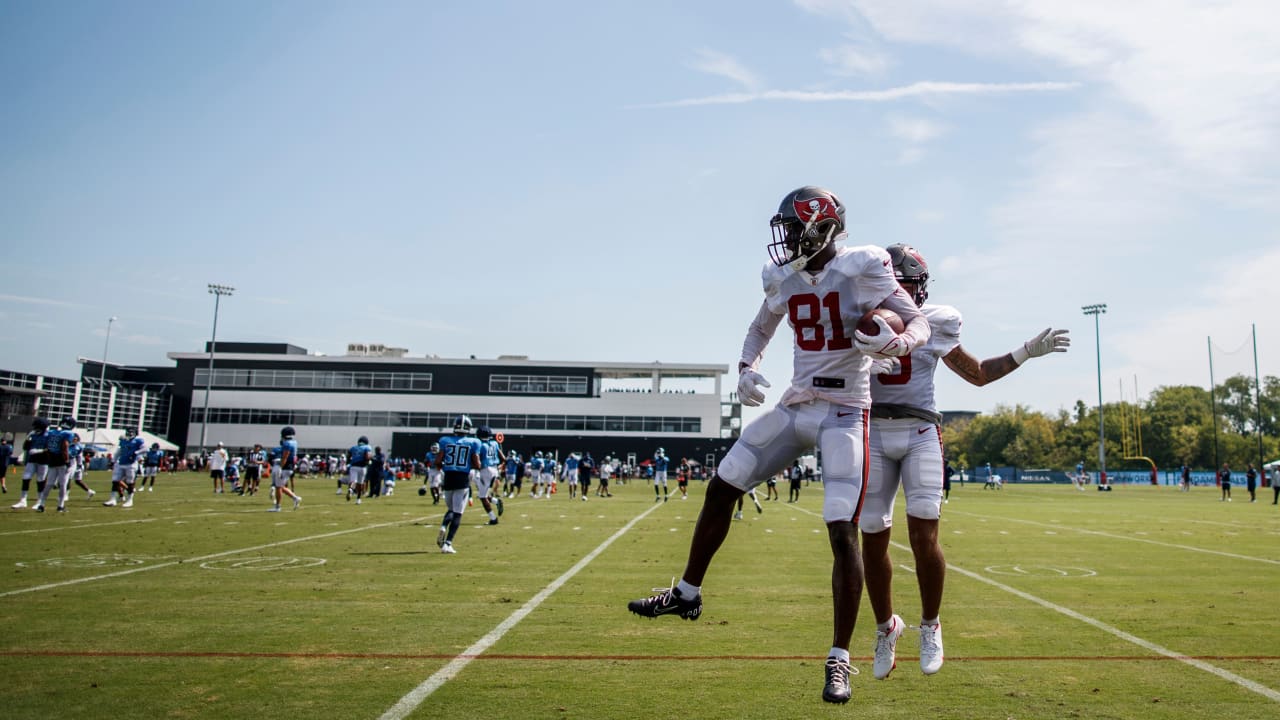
[943,328,1070,387]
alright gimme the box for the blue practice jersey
[24,430,50,463]
[348,442,372,466]
[278,438,299,469]
[480,438,503,468]
[145,449,165,466]
[530,457,543,473]
[654,453,669,472]
[117,436,146,465]
[438,434,483,473]
[506,455,520,475]
[564,455,579,473]
[43,428,72,467]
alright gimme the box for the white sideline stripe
[949,510,1280,566]
[0,515,437,599]
[379,500,663,720]
[886,539,1280,702]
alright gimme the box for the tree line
[941,374,1280,472]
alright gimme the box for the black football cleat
[822,657,854,704]
[627,588,702,620]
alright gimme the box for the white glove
[854,314,914,358]
[869,357,901,375]
[1011,328,1070,365]
[737,369,771,407]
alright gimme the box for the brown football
[856,308,905,336]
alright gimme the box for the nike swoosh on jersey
[918,427,932,434]
[836,411,855,417]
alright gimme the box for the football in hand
[856,308,905,336]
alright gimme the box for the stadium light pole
[199,284,234,456]
[98,316,117,430]
[1082,304,1108,483]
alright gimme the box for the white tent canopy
[80,428,178,452]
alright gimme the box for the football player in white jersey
[628,186,930,705]
[861,243,1069,681]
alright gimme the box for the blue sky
[2,0,1278,420]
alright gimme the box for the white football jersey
[870,303,963,414]
[759,245,901,408]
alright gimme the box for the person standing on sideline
[1246,463,1258,503]
[269,426,302,512]
[861,243,1069,680]
[245,444,265,496]
[1219,462,1232,502]
[942,460,953,504]
[578,451,595,501]
[1181,462,1192,492]
[627,185,930,704]
[346,436,372,504]
[104,428,146,508]
[788,460,803,502]
[209,442,228,494]
[596,455,613,497]
[11,417,50,509]
[368,446,387,498]
[434,415,483,553]
[652,447,670,502]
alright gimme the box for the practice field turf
[1,472,1277,719]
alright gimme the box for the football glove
[854,314,915,358]
[737,369,771,407]
[1011,328,1070,365]
[869,357,901,375]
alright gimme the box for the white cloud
[819,44,890,76]
[688,49,760,90]
[888,115,945,143]
[0,293,83,308]
[638,80,1077,108]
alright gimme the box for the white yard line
[0,515,438,599]
[379,500,663,720]
[783,502,1280,702]
[947,509,1280,566]
[886,539,1280,703]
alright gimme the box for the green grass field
[1,472,1277,719]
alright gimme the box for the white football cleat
[919,622,944,675]
[440,543,456,554]
[873,614,904,680]
[11,498,28,509]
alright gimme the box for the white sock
[921,617,940,627]
[675,579,700,599]
[877,617,896,632]
[828,647,850,662]
[489,512,497,521]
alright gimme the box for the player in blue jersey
[542,454,558,497]
[33,416,76,512]
[652,447,671,502]
[11,417,50,509]
[504,450,522,498]
[104,428,146,508]
[473,426,505,524]
[528,452,545,498]
[564,452,581,499]
[421,443,443,504]
[433,415,483,554]
[0,435,12,494]
[347,435,372,504]
[269,426,303,511]
[140,443,165,492]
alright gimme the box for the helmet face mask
[60,416,77,430]
[430,443,440,453]
[885,243,930,306]
[768,186,846,269]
